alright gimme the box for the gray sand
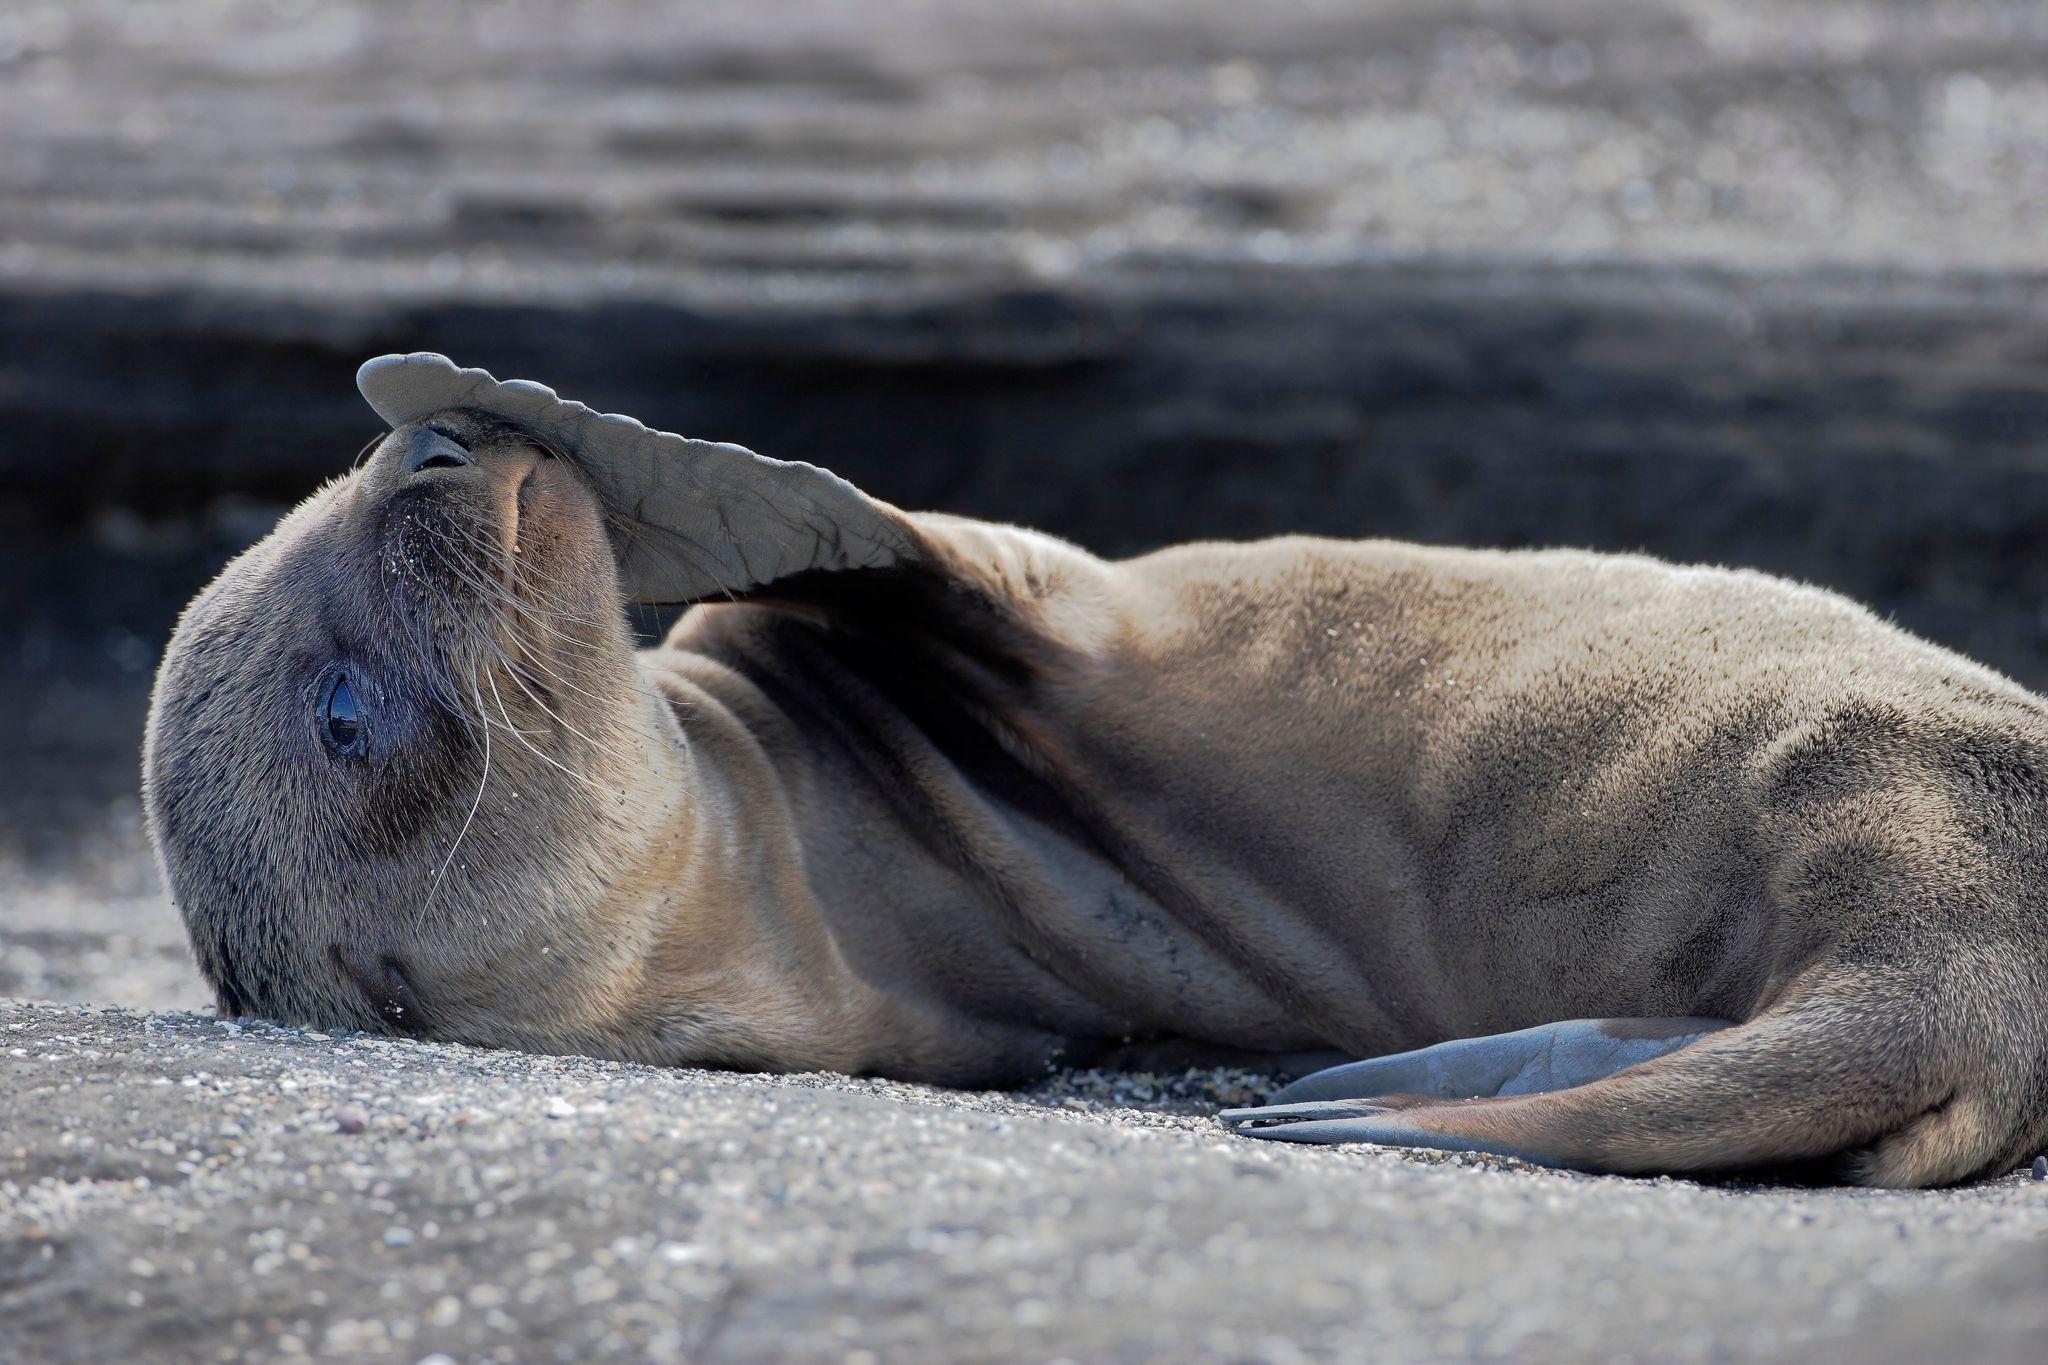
[4,827,2047,1363]
[6,996,2047,1365]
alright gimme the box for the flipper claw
[1217,1097,1399,1128]
[1227,1112,1546,1161]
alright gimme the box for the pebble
[2032,1155,2045,1181]
[334,1104,370,1135]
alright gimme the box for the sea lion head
[143,401,683,1050]
[145,353,918,1056]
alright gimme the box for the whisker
[397,518,699,819]
[425,540,652,733]
[423,534,685,766]
[493,636,620,756]
[428,528,617,664]
[424,535,680,751]
[440,517,624,633]
[418,662,495,932]
[483,667,636,799]
[349,430,385,473]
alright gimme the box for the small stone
[2032,1154,2046,1180]
[333,1105,369,1135]
[545,1097,576,1119]
[382,1227,415,1247]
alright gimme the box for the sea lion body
[143,357,2048,1186]
[658,530,2048,1126]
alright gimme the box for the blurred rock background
[8,0,2048,990]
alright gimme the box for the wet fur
[147,418,2048,1187]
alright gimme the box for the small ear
[357,353,919,604]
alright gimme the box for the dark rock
[9,1,2048,685]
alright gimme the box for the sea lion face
[144,410,679,1047]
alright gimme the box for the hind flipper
[1222,1015,1731,1117]
[1218,994,1994,1184]
[1217,1016,1733,1162]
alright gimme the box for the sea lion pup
[143,354,2048,1188]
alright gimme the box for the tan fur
[146,415,2048,1186]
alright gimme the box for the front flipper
[1218,1016,1732,1157]
[357,352,919,605]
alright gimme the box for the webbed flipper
[1219,1016,1734,1163]
[357,352,919,605]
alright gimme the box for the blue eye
[322,674,365,756]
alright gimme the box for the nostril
[403,428,474,476]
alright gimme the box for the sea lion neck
[624,632,1079,1084]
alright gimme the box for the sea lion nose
[403,427,474,475]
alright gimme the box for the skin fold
[145,409,2048,1186]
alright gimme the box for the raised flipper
[357,352,921,605]
[1219,1016,1733,1160]
[359,352,1106,702]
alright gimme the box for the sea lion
[143,353,2048,1187]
